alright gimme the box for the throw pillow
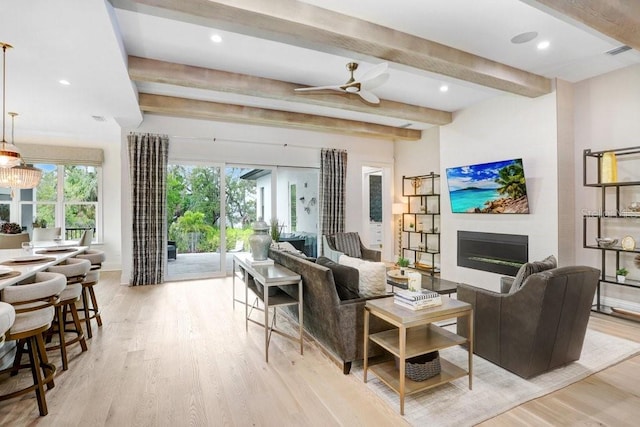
[509,255,557,293]
[338,254,387,297]
[316,256,360,300]
[334,232,362,258]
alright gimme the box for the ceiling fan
[294,62,389,104]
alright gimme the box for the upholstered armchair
[457,265,600,379]
[322,232,381,263]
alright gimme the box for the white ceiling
[1,0,639,142]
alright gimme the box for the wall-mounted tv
[445,158,530,214]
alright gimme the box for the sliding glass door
[165,163,224,280]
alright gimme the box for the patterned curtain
[319,148,347,238]
[127,132,169,286]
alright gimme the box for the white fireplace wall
[440,92,560,291]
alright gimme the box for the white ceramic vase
[617,275,626,283]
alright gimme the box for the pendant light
[0,43,22,168]
[0,112,43,192]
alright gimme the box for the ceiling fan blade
[295,85,344,92]
[358,62,388,83]
[361,73,389,91]
[358,89,380,104]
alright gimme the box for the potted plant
[397,256,410,275]
[616,267,628,283]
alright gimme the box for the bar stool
[75,249,105,338]
[0,272,66,416]
[0,301,16,349]
[46,258,90,370]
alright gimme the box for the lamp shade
[392,203,404,215]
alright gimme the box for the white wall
[574,64,640,308]
[440,92,559,290]
[121,115,394,283]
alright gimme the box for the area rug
[353,329,640,426]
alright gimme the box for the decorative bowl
[596,237,618,248]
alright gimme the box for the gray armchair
[322,232,381,263]
[457,266,599,378]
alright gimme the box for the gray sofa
[268,248,392,374]
[457,265,600,378]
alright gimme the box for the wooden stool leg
[56,305,69,371]
[36,332,56,391]
[26,336,48,416]
[11,339,25,376]
[81,286,93,339]
[88,285,102,327]
[70,303,88,352]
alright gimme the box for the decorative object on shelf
[0,222,22,234]
[600,151,617,183]
[411,177,422,194]
[269,218,281,242]
[596,237,618,248]
[635,255,640,269]
[621,236,636,251]
[628,201,640,212]
[0,43,42,192]
[395,351,441,382]
[616,267,628,283]
[397,256,410,275]
[248,219,272,261]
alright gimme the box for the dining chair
[32,227,61,242]
[78,228,93,247]
[0,232,30,249]
[0,272,66,416]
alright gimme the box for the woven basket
[395,351,441,382]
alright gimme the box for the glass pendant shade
[0,163,42,189]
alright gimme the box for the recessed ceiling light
[210,34,222,43]
[511,31,538,44]
[537,40,550,50]
[439,85,449,93]
[59,79,71,86]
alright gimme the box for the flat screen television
[445,158,530,214]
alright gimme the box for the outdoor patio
[167,251,238,278]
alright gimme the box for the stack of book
[394,289,442,310]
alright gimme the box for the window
[13,163,101,241]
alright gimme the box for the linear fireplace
[457,231,528,276]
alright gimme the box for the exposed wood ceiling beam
[525,0,640,52]
[112,0,552,97]
[129,56,451,126]
[138,93,422,140]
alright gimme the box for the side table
[364,296,473,415]
[233,253,303,363]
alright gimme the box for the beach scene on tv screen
[446,158,530,214]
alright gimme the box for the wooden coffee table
[364,296,473,415]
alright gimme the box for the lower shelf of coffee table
[368,358,467,395]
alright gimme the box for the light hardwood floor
[0,272,638,426]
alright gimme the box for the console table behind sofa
[268,248,392,374]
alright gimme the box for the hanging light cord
[1,43,8,145]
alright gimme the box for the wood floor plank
[1,273,639,426]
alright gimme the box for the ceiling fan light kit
[294,61,389,104]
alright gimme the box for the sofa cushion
[316,256,360,300]
[509,255,557,293]
[334,232,362,258]
[338,254,387,297]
